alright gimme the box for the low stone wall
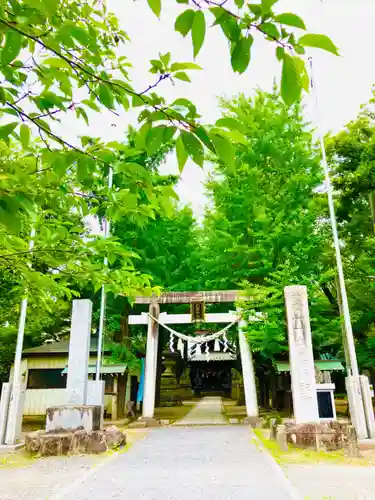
[25,425,126,456]
[284,421,350,451]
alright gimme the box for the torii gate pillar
[237,310,259,421]
[142,298,159,420]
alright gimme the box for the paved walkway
[284,463,375,500]
[52,426,299,500]
[174,396,227,426]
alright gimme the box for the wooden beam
[134,290,244,305]
[158,312,237,324]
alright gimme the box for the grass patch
[253,428,371,466]
[154,403,194,424]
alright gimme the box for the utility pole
[309,57,369,439]
[3,227,35,445]
[95,167,113,382]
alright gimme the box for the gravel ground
[284,463,375,500]
[0,454,103,500]
[49,426,299,500]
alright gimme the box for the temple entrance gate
[129,291,260,424]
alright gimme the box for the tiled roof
[23,338,99,356]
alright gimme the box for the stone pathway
[52,426,299,500]
[174,396,227,426]
[284,463,375,500]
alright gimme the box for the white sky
[67,0,375,219]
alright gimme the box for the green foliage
[199,91,341,362]
[326,91,375,371]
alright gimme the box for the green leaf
[234,0,245,7]
[213,127,247,145]
[276,46,284,61]
[148,0,161,17]
[260,23,280,40]
[220,17,241,42]
[215,117,245,132]
[275,13,306,30]
[163,126,176,142]
[210,133,235,170]
[1,31,23,66]
[44,0,59,17]
[194,126,215,153]
[145,126,165,155]
[82,99,100,111]
[159,52,171,66]
[298,34,339,55]
[98,83,115,109]
[192,11,206,58]
[281,53,307,105]
[175,9,195,37]
[261,0,277,14]
[180,130,204,167]
[170,62,202,71]
[20,124,30,148]
[0,122,17,141]
[248,4,262,17]
[231,36,253,74]
[176,135,188,172]
[42,57,71,69]
[173,72,191,82]
[71,26,90,45]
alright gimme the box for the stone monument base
[25,425,125,456]
[46,405,101,433]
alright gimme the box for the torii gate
[129,290,259,424]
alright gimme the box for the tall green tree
[200,91,340,362]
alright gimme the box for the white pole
[309,58,359,377]
[237,308,258,418]
[12,227,35,387]
[96,167,113,382]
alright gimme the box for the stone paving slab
[284,463,375,500]
[173,396,227,426]
[53,426,299,500]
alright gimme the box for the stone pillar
[285,286,319,424]
[66,299,93,405]
[5,383,25,445]
[0,383,11,444]
[360,375,375,439]
[142,300,159,419]
[238,313,258,418]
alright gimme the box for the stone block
[276,425,288,452]
[128,421,147,429]
[25,426,126,456]
[102,425,125,449]
[46,405,101,432]
[243,416,263,428]
[270,418,278,440]
[346,425,360,457]
[285,422,346,451]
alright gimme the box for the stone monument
[284,286,319,424]
[46,299,103,432]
